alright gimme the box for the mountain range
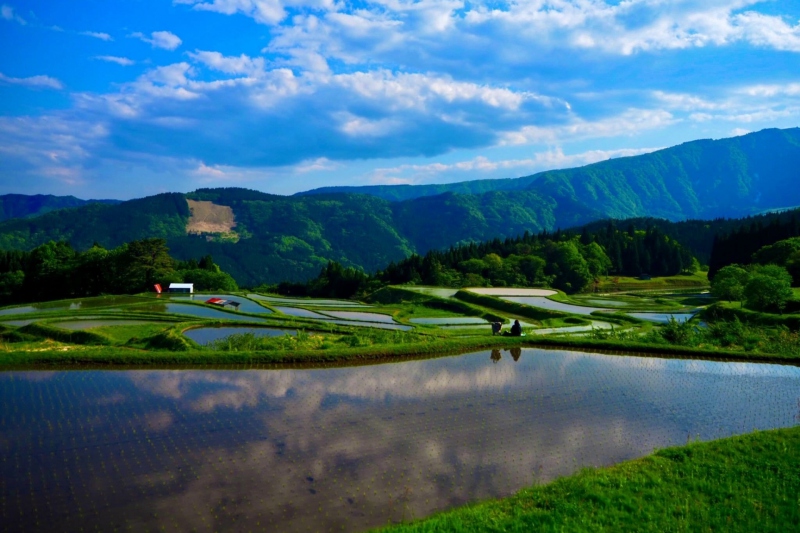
[0,127,798,286]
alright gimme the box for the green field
[377,426,800,532]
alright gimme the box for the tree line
[269,224,697,298]
[0,238,237,303]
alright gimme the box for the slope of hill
[530,128,800,221]
[0,128,798,285]
[299,128,800,221]
[0,194,120,222]
[296,175,540,202]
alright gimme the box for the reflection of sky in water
[2,350,799,532]
[318,311,397,323]
[171,295,273,314]
[502,296,607,315]
[133,303,268,322]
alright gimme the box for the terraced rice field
[2,349,798,532]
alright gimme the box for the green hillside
[0,194,120,222]
[532,128,800,220]
[302,128,800,221]
[0,128,798,286]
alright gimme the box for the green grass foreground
[376,426,800,533]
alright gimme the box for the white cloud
[1,4,26,25]
[131,30,182,50]
[0,72,63,90]
[80,31,113,41]
[95,56,135,66]
[368,147,661,184]
[188,50,265,76]
[175,0,288,25]
[502,109,677,146]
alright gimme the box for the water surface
[502,296,608,315]
[2,350,798,532]
[171,295,273,314]
[133,303,268,323]
[0,296,146,316]
[320,311,398,323]
[184,326,297,345]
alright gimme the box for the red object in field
[154,284,162,294]
[206,298,225,305]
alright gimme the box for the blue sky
[1,0,799,199]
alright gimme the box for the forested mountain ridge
[300,127,800,221]
[0,194,120,222]
[0,128,798,286]
[530,128,800,220]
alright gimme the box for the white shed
[168,283,194,294]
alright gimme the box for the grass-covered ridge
[377,426,800,532]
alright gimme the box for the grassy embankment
[377,426,800,533]
[593,271,710,292]
[2,285,800,368]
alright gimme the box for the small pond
[171,295,273,314]
[410,317,488,325]
[3,349,798,532]
[184,327,297,345]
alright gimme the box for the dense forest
[271,224,696,298]
[709,214,800,277]
[0,239,237,303]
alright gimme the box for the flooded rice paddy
[0,296,148,316]
[2,349,798,532]
[318,311,397,324]
[133,303,269,323]
[184,327,297,345]
[501,296,607,315]
[247,294,371,308]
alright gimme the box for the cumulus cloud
[131,30,183,50]
[80,30,112,41]
[368,147,661,185]
[175,0,289,25]
[95,56,135,66]
[0,72,63,90]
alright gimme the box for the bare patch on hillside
[186,200,237,234]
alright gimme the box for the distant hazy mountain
[0,194,120,222]
[0,127,798,285]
